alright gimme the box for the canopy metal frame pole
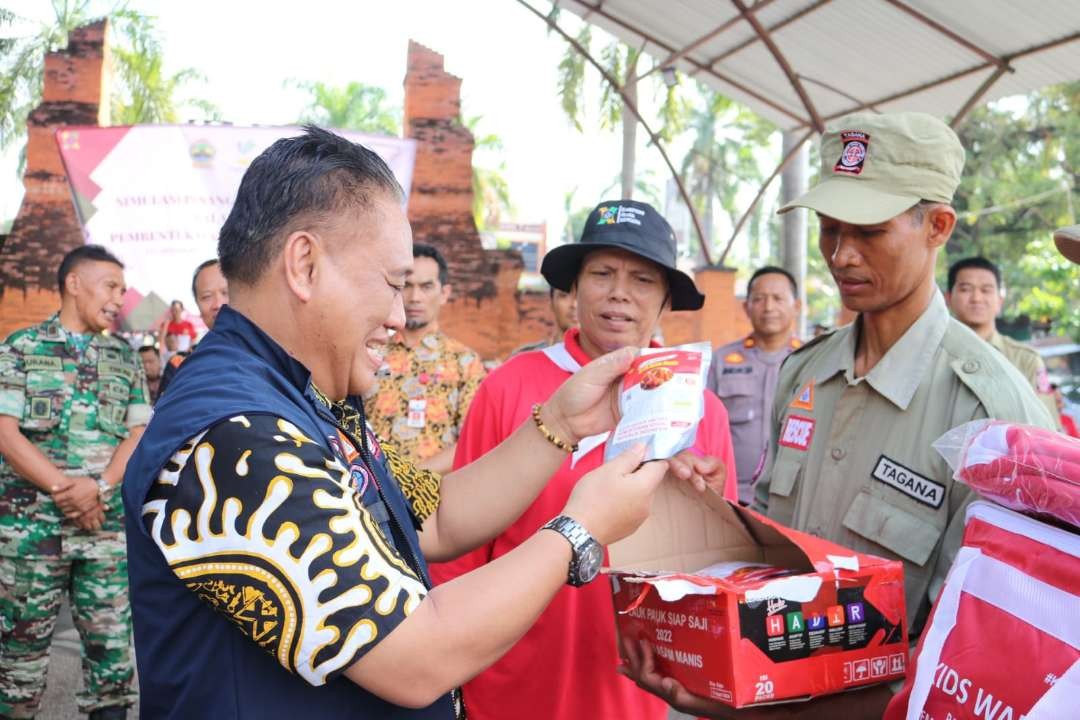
[719,128,814,267]
[569,0,807,126]
[730,0,824,132]
[517,0,715,266]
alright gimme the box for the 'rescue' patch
[872,455,944,509]
[834,131,870,176]
[779,415,815,451]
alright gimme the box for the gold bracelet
[531,403,578,453]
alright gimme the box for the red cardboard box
[607,482,908,707]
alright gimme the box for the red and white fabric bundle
[938,419,1080,527]
[887,421,1080,719]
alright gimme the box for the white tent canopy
[554,0,1080,131]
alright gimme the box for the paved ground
[39,601,138,720]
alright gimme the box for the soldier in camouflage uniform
[0,245,151,719]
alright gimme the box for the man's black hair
[747,265,797,297]
[57,244,124,295]
[947,256,1002,292]
[218,125,404,285]
[191,258,220,298]
[138,344,159,356]
[413,244,449,285]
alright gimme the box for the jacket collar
[816,290,950,410]
[211,305,312,397]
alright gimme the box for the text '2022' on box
[607,483,908,707]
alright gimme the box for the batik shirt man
[366,331,485,463]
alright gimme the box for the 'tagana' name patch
[871,455,945,509]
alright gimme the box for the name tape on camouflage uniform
[97,362,134,382]
[871,455,945,509]
[24,355,63,372]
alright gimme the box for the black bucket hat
[541,199,705,311]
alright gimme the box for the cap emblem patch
[596,205,645,226]
[834,130,870,176]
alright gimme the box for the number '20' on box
[607,483,908,707]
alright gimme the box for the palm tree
[290,80,401,136]
[1,3,217,167]
[465,115,513,231]
[110,11,219,124]
[1,1,98,151]
[552,16,688,200]
[679,90,774,263]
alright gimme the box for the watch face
[577,542,604,583]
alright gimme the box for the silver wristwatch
[542,515,603,587]
[96,476,113,503]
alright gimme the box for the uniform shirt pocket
[97,376,132,437]
[715,376,757,425]
[22,370,64,431]
[841,489,944,567]
[768,458,801,498]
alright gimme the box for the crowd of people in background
[1,115,1078,719]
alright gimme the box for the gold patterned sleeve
[378,435,441,524]
[140,414,428,686]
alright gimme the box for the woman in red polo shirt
[430,200,737,720]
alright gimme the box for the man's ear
[440,283,452,305]
[282,230,319,303]
[64,269,82,298]
[927,204,957,249]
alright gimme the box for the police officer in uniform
[621,112,1055,718]
[0,245,150,719]
[945,255,1060,428]
[709,266,801,504]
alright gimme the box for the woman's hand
[541,346,636,444]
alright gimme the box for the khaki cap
[780,111,965,225]
[1054,224,1080,265]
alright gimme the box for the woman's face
[574,248,669,358]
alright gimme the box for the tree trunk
[620,52,638,200]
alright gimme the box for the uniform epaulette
[998,333,1041,361]
[788,327,838,358]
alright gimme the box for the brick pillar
[660,267,750,347]
[0,20,110,338]
[403,40,532,360]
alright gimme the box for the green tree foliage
[110,10,219,124]
[465,114,513,231]
[679,89,775,264]
[1,2,216,154]
[551,12,688,199]
[290,80,401,136]
[949,81,1080,339]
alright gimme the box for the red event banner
[56,125,416,327]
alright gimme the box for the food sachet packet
[605,342,711,462]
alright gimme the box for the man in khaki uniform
[709,266,802,504]
[624,112,1055,719]
[945,255,1060,427]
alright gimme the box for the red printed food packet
[605,342,712,462]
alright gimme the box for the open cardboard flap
[607,480,814,575]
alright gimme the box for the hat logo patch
[834,130,870,176]
[597,205,645,226]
